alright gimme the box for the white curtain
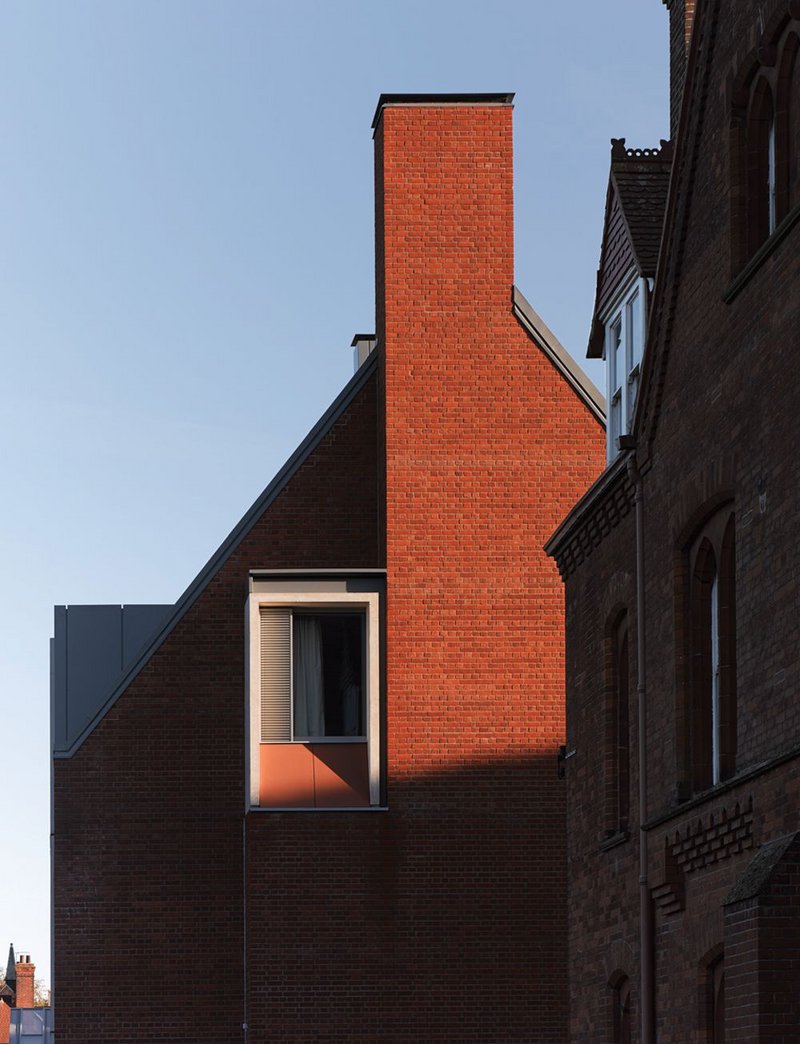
[293,616,324,737]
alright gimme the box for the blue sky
[0,1,667,989]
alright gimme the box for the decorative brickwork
[552,1,800,1039]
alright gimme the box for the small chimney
[351,333,377,372]
[662,0,697,137]
[14,955,35,1009]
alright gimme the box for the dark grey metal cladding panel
[122,604,173,669]
[52,608,68,752]
[52,604,172,753]
[65,606,124,749]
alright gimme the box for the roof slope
[588,139,673,357]
[53,351,379,758]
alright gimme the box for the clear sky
[0,1,668,989]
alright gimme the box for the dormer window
[603,276,646,461]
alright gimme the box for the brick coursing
[555,2,800,1040]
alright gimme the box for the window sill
[643,740,800,831]
[723,201,800,303]
[600,829,630,852]
[248,805,389,813]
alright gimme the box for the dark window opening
[293,612,365,739]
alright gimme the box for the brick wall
[54,378,381,1043]
[555,2,800,1039]
[376,98,604,1041]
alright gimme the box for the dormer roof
[587,138,673,357]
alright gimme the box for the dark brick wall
[555,2,800,1040]
[53,377,381,1043]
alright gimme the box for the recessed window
[687,510,736,792]
[248,582,381,809]
[612,975,632,1044]
[603,277,646,461]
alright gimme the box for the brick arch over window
[729,10,800,271]
[607,969,633,1044]
[677,505,736,796]
[698,943,725,1044]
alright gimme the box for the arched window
[614,615,630,831]
[688,509,736,791]
[604,611,631,835]
[612,975,632,1044]
[729,16,800,273]
[776,31,800,215]
[704,955,725,1043]
[747,78,777,250]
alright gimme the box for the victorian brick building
[547,1,800,1040]
[52,95,605,1041]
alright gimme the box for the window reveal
[248,585,381,810]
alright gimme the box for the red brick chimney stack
[663,0,697,136]
[14,955,34,1010]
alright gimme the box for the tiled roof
[610,138,673,277]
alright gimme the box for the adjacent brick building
[52,94,605,1042]
[547,0,800,1040]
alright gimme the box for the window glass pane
[627,371,639,426]
[628,290,642,370]
[610,391,622,449]
[293,612,365,738]
[611,319,623,394]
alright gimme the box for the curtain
[293,615,324,737]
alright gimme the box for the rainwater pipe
[624,444,655,1044]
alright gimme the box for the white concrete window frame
[601,273,648,462]
[246,587,381,809]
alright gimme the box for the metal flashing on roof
[371,92,514,129]
[512,286,606,424]
[53,350,380,759]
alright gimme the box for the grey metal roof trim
[54,350,380,759]
[512,286,606,424]
[371,92,514,129]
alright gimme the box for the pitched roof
[4,944,15,985]
[54,351,379,758]
[588,139,673,358]
[610,139,673,276]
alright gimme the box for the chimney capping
[371,92,514,129]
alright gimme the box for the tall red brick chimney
[663,0,697,136]
[371,92,605,1037]
[14,955,34,1010]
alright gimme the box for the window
[603,276,646,461]
[711,958,725,1044]
[730,18,800,273]
[604,611,630,837]
[247,578,382,809]
[688,509,736,791]
[614,615,630,831]
[612,975,632,1044]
